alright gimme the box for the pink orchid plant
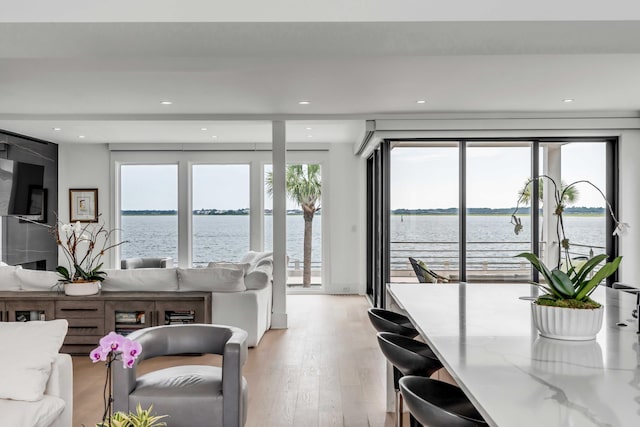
[90,332,142,426]
[90,332,142,368]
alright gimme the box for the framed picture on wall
[69,188,98,222]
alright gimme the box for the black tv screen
[0,158,45,217]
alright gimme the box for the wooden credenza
[0,291,212,354]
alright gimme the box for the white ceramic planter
[63,281,101,296]
[531,303,603,341]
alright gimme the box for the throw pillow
[178,266,246,292]
[244,262,273,290]
[0,319,68,401]
[0,265,22,291]
[206,262,251,274]
[15,268,59,291]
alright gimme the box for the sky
[120,142,607,210]
[391,142,606,209]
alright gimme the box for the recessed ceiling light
[307,135,313,138]
[305,127,313,130]
[298,101,311,105]
[416,100,427,104]
[53,127,61,131]
[211,135,218,139]
[201,127,208,131]
[78,135,86,139]
[563,99,574,103]
[160,100,173,105]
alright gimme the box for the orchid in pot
[511,176,628,340]
[90,332,166,427]
[53,218,126,296]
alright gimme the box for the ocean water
[121,214,322,267]
[391,214,606,271]
[120,214,605,270]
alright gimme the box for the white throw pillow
[15,268,59,291]
[0,265,22,290]
[240,251,273,268]
[207,262,250,274]
[0,319,68,402]
[101,268,179,291]
[178,267,246,292]
[244,263,273,290]
[0,395,65,427]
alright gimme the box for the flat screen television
[0,158,45,218]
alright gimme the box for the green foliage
[516,252,621,306]
[96,404,167,427]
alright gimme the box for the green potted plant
[511,176,628,340]
[96,403,167,427]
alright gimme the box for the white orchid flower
[60,223,72,233]
[613,222,630,236]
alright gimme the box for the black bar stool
[367,308,419,338]
[377,332,444,427]
[399,376,488,427]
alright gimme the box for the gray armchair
[120,257,173,269]
[113,324,248,427]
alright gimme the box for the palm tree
[266,164,321,287]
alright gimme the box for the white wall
[58,143,113,266]
[325,142,366,294]
[618,130,640,285]
[57,142,367,294]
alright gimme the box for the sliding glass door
[367,137,618,305]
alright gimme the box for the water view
[120,214,323,268]
[121,213,603,271]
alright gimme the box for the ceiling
[2,14,640,145]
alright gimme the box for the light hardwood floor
[73,294,398,427]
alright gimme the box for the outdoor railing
[391,240,606,281]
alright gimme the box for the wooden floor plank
[73,294,396,427]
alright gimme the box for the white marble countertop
[387,283,640,427]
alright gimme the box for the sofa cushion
[244,262,273,290]
[16,268,59,291]
[0,265,22,290]
[101,268,178,291]
[178,266,246,292]
[0,395,65,427]
[0,319,68,402]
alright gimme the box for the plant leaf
[575,256,622,301]
[550,269,575,298]
[516,253,563,298]
[573,254,608,285]
[55,266,70,281]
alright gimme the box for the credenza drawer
[66,317,105,336]
[56,300,104,318]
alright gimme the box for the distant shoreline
[121,209,604,217]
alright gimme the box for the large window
[390,145,459,282]
[264,163,323,288]
[119,164,178,264]
[192,164,250,266]
[375,138,616,291]
[466,143,532,282]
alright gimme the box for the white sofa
[0,320,72,427]
[0,252,274,347]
